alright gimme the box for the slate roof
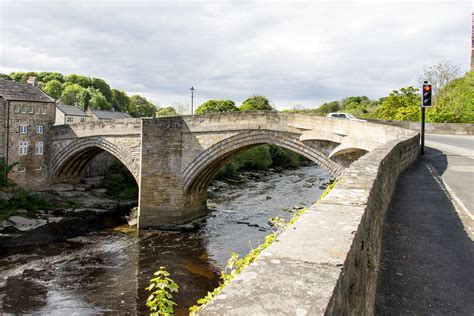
[91,110,132,120]
[0,79,54,102]
[56,104,88,116]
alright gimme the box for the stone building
[55,103,89,125]
[0,78,56,189]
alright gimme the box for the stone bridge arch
[182,130,344,194]
[50,137,141,185]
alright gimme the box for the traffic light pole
[421,106,425,155]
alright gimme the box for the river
[0,164,331,315]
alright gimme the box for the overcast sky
[0,0,471,110]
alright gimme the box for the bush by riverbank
[216,145,308,179]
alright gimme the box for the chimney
[27,76,37,86]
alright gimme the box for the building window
[66,116,74,123]
[14,105,20,113]
[35,142,44,155]
[28,105,34,114]
[36,125,44,134]
[21,105,27,113]
[80,117,86,122]
[35,166,43,171]
[18,167,26,173]
[35,106,41,114]
[41,106,47,115]
[19,124,28,134]
[19,141,28,155]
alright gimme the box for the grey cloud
[0,0,471,109]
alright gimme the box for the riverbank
[0,187,136,250]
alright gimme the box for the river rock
[91,188,107,197]
[16,209,29,215]
[47,217,63,223]
[266,195,272,200]
[51,183,74,192]
[303,181,313,188]
[74,185,87,192]
[58,191,85,198]
[0,220,12,229]
[207,202,218,210]
[8,216,47,231]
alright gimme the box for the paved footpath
[375,134,474,315]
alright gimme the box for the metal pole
[421,106,425,155]
[191,89,194,115]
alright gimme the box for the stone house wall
[6,100,56,189]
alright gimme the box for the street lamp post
[190,86,195,115]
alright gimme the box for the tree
[37,72,64,83]
[9,72,25,81]
[60,83,85,105]
[42,79,64,99]
[79,87,112,110]
[65,74,92,87]
[129,95,156,117]
[372,87,421,121]
[427,71,474,123]
[91,77,112,102]
[195,99,239,114]
[156,106,178,117]
[0,73,12,80]
[111,89,131,112]
[419,60,461,95]
[240,95,274,111]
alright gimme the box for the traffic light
[422,84,432,107]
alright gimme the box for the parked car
[326,112,367,122]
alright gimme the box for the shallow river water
[0,165,331,315]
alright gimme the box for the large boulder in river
[8,216,47,231]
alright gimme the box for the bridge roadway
[376,134,474,314]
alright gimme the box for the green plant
[146,266,179,316]
[0,158,17,188]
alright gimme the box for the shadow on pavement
[375,156,474,315]
[423,146,448,176]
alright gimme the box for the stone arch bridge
[49,111,413,229]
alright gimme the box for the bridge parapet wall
[51,118,141,139]
[200,128,420,315]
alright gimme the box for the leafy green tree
[37,72,64,83]
[60,83,85,105]
[9,72,25,81]
[315,100,340,115]
[111,89,131,112]
[129,95,157,117]
[427,71,474,123]
[240,95,274,111]
[65,74,92,87]
[79,87,112,110]
[42,79,64,99]
[156,106,178,117]
[0,73,12,80]
[372,87,421,121]
[20,72,39,82]
[91,77,112,102]
[195,99,239,114]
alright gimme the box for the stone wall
[200,131,420,315]
[368,119,474,135]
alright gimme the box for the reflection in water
[0,165,331,314]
